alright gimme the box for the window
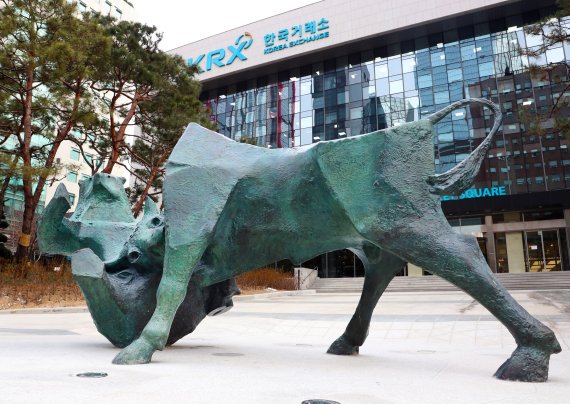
[300,115,312,128]
[478,62,495,77]
[81,174,91,182]
[447,68,462,82]
[70,148,80,161]
[68,193,76,205]
[389,79,403,94]
[375,63,388,78]
[350,107,363,120]
[67,171,78,183]
[85,154,93,164]
[434,91,450,104]
[78,1,87,12]
[418,74,432,89]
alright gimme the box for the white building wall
[172,0,514,82]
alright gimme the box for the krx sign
[188,33,253,73]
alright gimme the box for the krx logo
[188,33,253,72]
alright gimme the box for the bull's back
[315,120,442,235]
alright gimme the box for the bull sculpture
[39,98,561,382]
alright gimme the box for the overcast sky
[135,0,320,51]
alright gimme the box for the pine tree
[128,56,212,216]
[0,0,111,260]
[518,0,570,139]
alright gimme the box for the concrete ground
[1,290,569,404]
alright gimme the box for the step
[311,271,570,293]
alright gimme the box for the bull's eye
[150,217,163,227]
[116,270,134,282]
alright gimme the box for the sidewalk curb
[0,306,89,315]
[0,290,317,314]
[233,289,316,301]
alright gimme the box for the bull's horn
[37,183,80,255]
[72,249,136,348]
[143,196,159,217]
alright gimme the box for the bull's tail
[427,98,502,196]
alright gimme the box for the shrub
[0,258,83,308]
[236,267,295,291]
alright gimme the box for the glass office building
[174,0,570,277]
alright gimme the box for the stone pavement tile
[389,321,414,330]
[407,331,431,342]
[410,321,435,330]
[429,323,455,336]
[283,326,311,336]
[306,328,329,337]
[385,329,410,339]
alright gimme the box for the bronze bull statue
[39,98,561,382]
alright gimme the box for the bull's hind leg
[384,227,561,382]
[328,244,405,355]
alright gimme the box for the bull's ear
[37,183,80,255]
[143,196,159,218]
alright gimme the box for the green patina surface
[38,99,561,382]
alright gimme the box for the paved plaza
[1,290,569,403]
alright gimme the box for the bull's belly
[193,225,365,287]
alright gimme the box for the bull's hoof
[327,335,359,355]
[112,338,155,365]
[494,346,552,382]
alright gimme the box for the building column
[505,232,526,273]
[562,209,570,266]
[484,215,497,272]
[408,263,423,277]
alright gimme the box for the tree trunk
[131,151,169,217]
[15,79,81,260]
[102,94,139,174]
[15,67,35,261]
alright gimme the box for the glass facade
[199,6,570,276]
[202,8,570,197]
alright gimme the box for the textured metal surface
[37,177,238,349]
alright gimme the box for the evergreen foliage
[518,0,570,139]
[0,1,210,259]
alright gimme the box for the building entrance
[303,249,366,278]
[524,230,564,272]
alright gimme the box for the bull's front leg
[112,240,206,365]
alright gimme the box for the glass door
[543,230,563,271]
[524,230,563,272]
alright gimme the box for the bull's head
[38,173,239,348]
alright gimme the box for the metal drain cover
[212,352,244,357]
[76,372,108,378]
[417,350,436,354]
[302,400,341,404]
